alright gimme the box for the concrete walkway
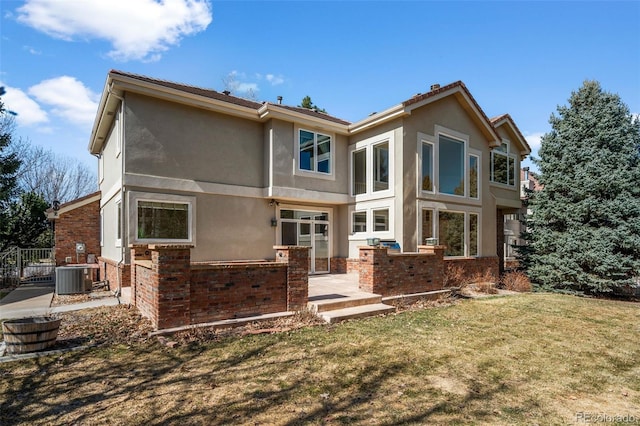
[0,282,131,320]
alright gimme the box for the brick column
[274,246,309,311]
[129,245,151,307]
[149,244,193,329]
[358,246,389,294]
[418,245,446,288]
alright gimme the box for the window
[349,131,394,198]
[137,201,189,240]
[421,209,434,243]
[439,135,465,196]
[439,211,465,256]
[352,211,366,233]
[419,129,479,199]
[373,209,389,232]
[469,213,478,256]
[299,129,331,174]
[373,142,389,192]
[422,208,479,257]
[116,200,122,247]
[352,149,366,195]
[421,142,433,191]
[491,140,517,186]
[100,210,104,247]
[469,155,479,199]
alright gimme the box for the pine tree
[522,81,640,295]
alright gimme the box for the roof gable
[491,113,531,155]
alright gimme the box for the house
[46,191,101,266]
[504,167,542,268]
[89,70,530,301]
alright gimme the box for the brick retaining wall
[132,245,309,330]
[358,246,445,296]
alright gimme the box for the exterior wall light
[271,218,278,227]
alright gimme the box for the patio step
[318,303,396,324]
[308,294,383,313]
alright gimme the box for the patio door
[280,209,330,274]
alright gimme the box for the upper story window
[373,142,389,192]
[491,140,517,186]
[349,131,394,199]
[419,127,480,200]
[439,135,465,195]
[298,129,332,175]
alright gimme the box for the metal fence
[0,247,55,286]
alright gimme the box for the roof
[90,71,526,155]
[109,70,350,125]
[490,113,532,154]
[46,191,101,220]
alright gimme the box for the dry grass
[501,271,533,292]
[1,294,639,425]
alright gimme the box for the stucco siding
[124,93,264,188]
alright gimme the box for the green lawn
[1,293,639,425]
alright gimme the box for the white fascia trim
[266,186,349,204]
[125,173,263,198]
[259,104,349,135]
[349,104,407,134]
[47,193,102,219]
[493,118,531,155]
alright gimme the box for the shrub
[444,265,466,288]
[502,271,532,292]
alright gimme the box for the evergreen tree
[0,99,22,247]
[299,96,327,113]
[0,192,50,251]
[522,81,640,295]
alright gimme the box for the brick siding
[98,257,131,292]
[132,245,309,330]
[53,198,100,265]
[444,256,500,284]
[358,246,445,296]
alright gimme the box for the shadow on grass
[0,336,518,425]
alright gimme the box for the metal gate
[0,248,55,286]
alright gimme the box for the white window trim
[348,198,394,240]
[435,126,468,199]
[469,149,481,200]
[115,107,122,158]
[294,127,335,181]
[349,130,395,201]
[115,197,122,248]
[418,127,481,203]
[416,201,482,258]
[128,191,196,245]
[490,138,518,188]
[351,210,367,234]
[100,209,104,247]
[418,136,435,194]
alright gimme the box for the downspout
[109,85,125,300]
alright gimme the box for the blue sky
[1,0,639,174]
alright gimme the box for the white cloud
[0,83,49,126]
[28,76,99,126]
[16,0,212,62]
[632,113,639,123]
[265,74,284,86]
[525,132,544,151]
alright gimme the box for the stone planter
[2,317,61,354]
